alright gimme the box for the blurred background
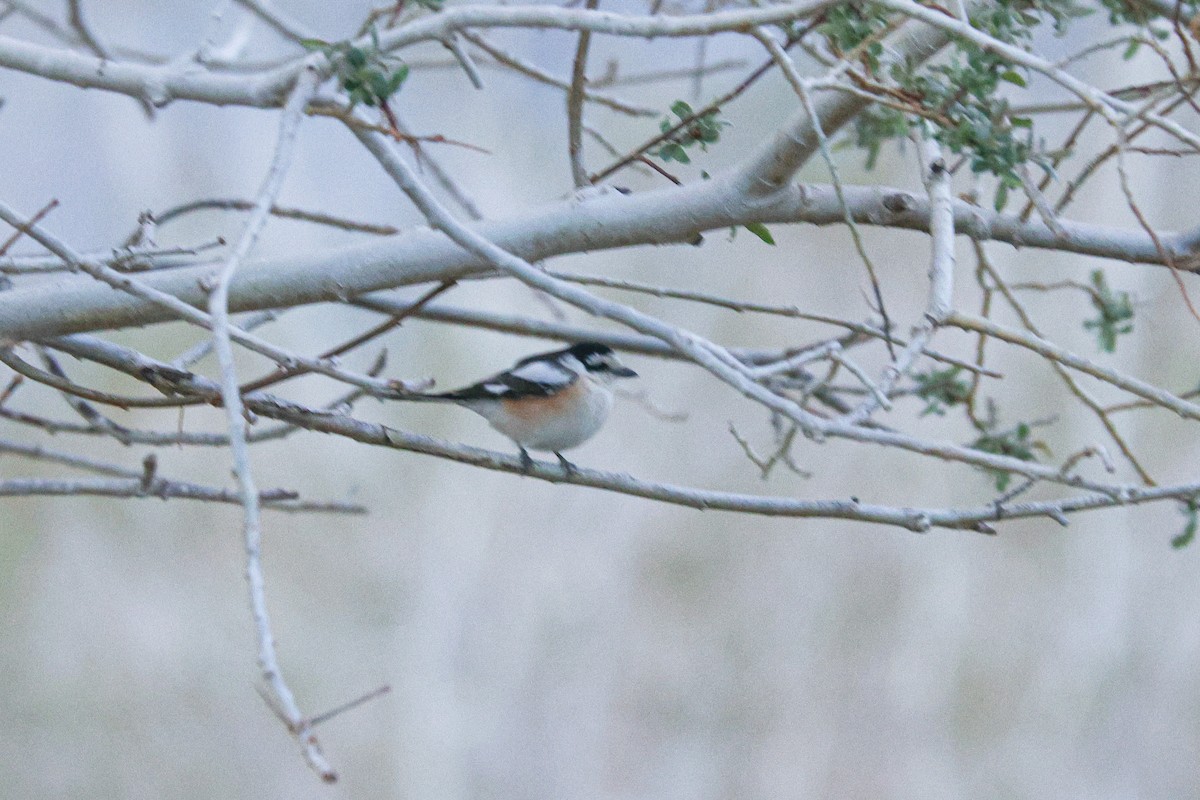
[2,1,1200,797]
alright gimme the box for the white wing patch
[482,382,509,395]
[510,359,572,387]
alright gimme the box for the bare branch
[567,0,600,188]
[203,64,336,783]
[244,393,1200,534]
[3,178,1191,344]
[946,311,1200,423]
[461,33,657,117]
[0,475,364,513]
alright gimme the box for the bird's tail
[389,391,458,402]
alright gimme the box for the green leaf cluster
[896,11,1051,209]
[1173,499,1199,548]
[1097,0,1197,28]
[1082,269,1134,353]
[913,366,971,417]
[970,419,1048,491]
[302,27,410,109]
[846,106,910,170]
[655,101,728,164]
[839,1,1099,209]
[817,3,888,72]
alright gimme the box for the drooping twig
[203,63,336,782]
[753,28,895,360]
[65,0,109,59]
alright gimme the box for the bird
[400,341,637,472]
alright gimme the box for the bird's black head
[567,342,637,378]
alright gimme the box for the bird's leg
[555,452,577,476]
[518,446,534,473]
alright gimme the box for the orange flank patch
[499,379,583,419]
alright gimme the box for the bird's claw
[555,452,577,476]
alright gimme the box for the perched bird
[403,341,636,471]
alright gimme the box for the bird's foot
[519,447,534,474]
[555,452,577,476]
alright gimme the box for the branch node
[140,453,157,491]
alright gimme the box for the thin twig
[0,475,365,512]
[589,20,818,184]
[151,198,400,236]
[66,0,109,59]
[969,247,1156,485]
[752,29,896,361]
[567,0,600,188]
[460,33,658,117]
[0,198,58,255]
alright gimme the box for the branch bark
[0,181,1190,342]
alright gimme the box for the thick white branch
[0,2,831,108]
[0,182,1189,342]
[0,33,296,107]
[378,2,833,50]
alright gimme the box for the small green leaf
[299,38,330,50]
[743,222,776,245]
[670,100,694,118]
[652,101,728,165]
[1000,69,1027,87]
[1083,269,1135,353]
[993,182,1009,212]
[1173,501,1198,548]
[970,415,1047,492]
[658,142,690,163]
[371,72,395,100]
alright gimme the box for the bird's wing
[437,358,577,401]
